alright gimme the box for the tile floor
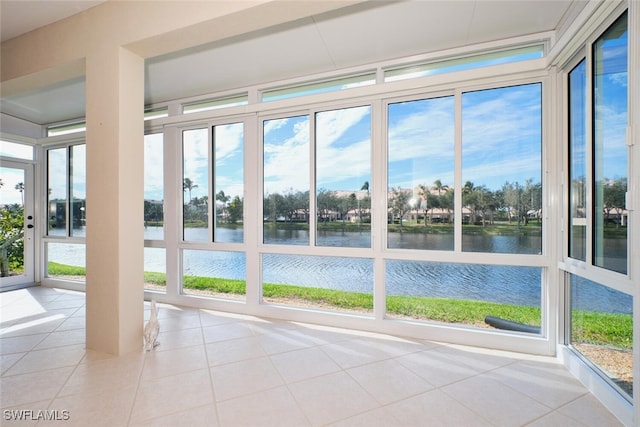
[0,287,624,426]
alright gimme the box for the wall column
[85,46,144,355]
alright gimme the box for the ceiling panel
[1,78,86,125]
[0,0,106,42]
[1,1,577,126]
[466,0,575,42]
[145,17,335,104]
[315,1,477,67]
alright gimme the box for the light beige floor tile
[141,345,208,380]
[4,344,85,375]
[442,375,551,426]
[54,316,85,331]
[154,327,204,351]
[199,310,245,328]
[131,368,214,424]
[557,394,625,426]
[201,322,254,344]
[154,309,202,332]
[129,403,218,427]
[254,330,317,355]
[320,337,408,369]
[386,389,493,426]
[270,346,340,383]
[288,322,353,345]
[0,316,66,338]
[245,318,300,336]
[395,348,478,387]
[0,333,47,355]
[210,356,284,401]
[205,336,266,367]
[326,406,402,427]
[429,343,518,373]
[1,352,24,375]
[287,371,379,426]
[346,358,433,405]
[39,299,84,311]
[59,351,145,396]
[43,384,137,427]
[33,328,85,350]
[217,385,309,427]
[526,410,590,426]
[0,367,73,407]
[486,359,589,409]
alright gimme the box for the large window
[263,115,310,245]
[47,145,86,237]
[213,122,244,243]
[385,83,543,329]
[386,261,541,331]
[387,96,455,250]
[144,133,164,240]
[565,10,631,403]
[592,12,628,274]
[315,106,371,248]
[262,254,373,314]
[183,128,209,242]
[568,60,587,261]
[570,274,633,399]
[462,84,542,254]
[45,143,86,281]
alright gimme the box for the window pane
[183,129,209,242]
[263,254,373,315]
[388,96,455,250]
[0,167,26,277]
[570,274,633,398]
[70,145,86,237]
[183,95,248,114]
[386,260,541,332]
[214,123,244,243]
[144,247,166,292]
[0,140,33,160]
[568,60,587,261]
[263,115,310,245]
[47,242,85,281]
[144,133,164,240]
[262,74,375,102]
[593,12,627,274]
[316,106,371,248]
[47,148,67,236]
[385,45,544,82]
[462,84,542,254]
[182,250,246,300]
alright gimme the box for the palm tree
[433,179,449,195]
[15,182,24,205]
[416,184,429,226]
[216,190,231,221]
[183,178,198,203]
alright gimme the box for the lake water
[48,226,631,313]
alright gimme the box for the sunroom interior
[0,0,638,425]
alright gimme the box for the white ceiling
[0,0,106,42]
[1,1,580,126]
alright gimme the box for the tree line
[142,176,628,228]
